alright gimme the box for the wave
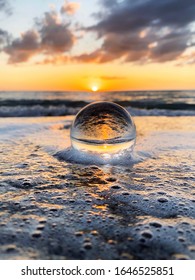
[0,103,194,117]
[0,92,195,117]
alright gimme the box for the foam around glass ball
[70,101,136,154]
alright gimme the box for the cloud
[83,0,195,64]
[83,74,126,81]
[4,10,75,63]
[2,0,195,65]
[0,0,12,15]
[61,1,80,15]
[35,54,70,65]
[74,50,103,63]
[0,0,6,9]
[94,0,195,34]
[0,29,10,49]
[38,11,75,53]
[4,30,40,63]
[100,75,126,80]
[176,50,195,66]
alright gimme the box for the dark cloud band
[81,0,195,64]
[0,0,12,15]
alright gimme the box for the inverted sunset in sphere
[70,102,136,154]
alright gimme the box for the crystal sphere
[70,101,136,154]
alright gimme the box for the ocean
[0,90,195,117]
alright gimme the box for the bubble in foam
[70,102,136,154]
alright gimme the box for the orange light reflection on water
[71,139,133,154]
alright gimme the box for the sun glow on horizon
[91,85,99,92]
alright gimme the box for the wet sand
[0,116,195,259]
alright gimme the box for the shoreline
[0,116,195,260]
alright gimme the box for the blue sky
[1,0,97,35]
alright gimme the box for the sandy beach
[0,116,194,260]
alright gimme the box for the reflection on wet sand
[0,116,195,260]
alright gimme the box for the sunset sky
[0,0,195,91]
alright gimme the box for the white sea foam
[55,146,147,166]
[0,116,195,259]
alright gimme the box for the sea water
[0,90,194,117]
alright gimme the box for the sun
[91,85,99,92]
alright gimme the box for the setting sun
[91,85,99,92]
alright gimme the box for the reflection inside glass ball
[70,101,136,155]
